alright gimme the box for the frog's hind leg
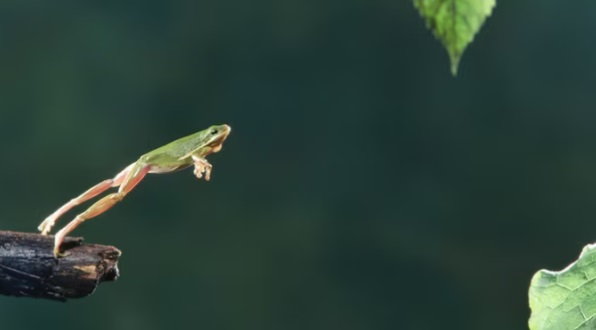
[52,163,150,257]
[38,163,135,235]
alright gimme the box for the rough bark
[0,230,121,301]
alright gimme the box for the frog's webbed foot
[192,156,212,181]
[38,218,54,236]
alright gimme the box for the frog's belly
[148,164,191,174]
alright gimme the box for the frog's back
[140,133,203,171]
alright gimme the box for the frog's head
[203,124,231,154]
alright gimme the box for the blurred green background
[1,1,595,329]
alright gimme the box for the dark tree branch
[0,230,121,301]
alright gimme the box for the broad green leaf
[413,0,496,75]
[529,243,596,330]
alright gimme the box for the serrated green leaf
[529,243,596,330]
[413,0,496,75]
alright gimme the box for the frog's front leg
[192,155,212,181]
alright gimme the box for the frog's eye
[210,128,219,135]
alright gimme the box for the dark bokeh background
[1,1,595,329]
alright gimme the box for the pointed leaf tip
[414,0,496,75]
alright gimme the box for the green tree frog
[38,124,231,257]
